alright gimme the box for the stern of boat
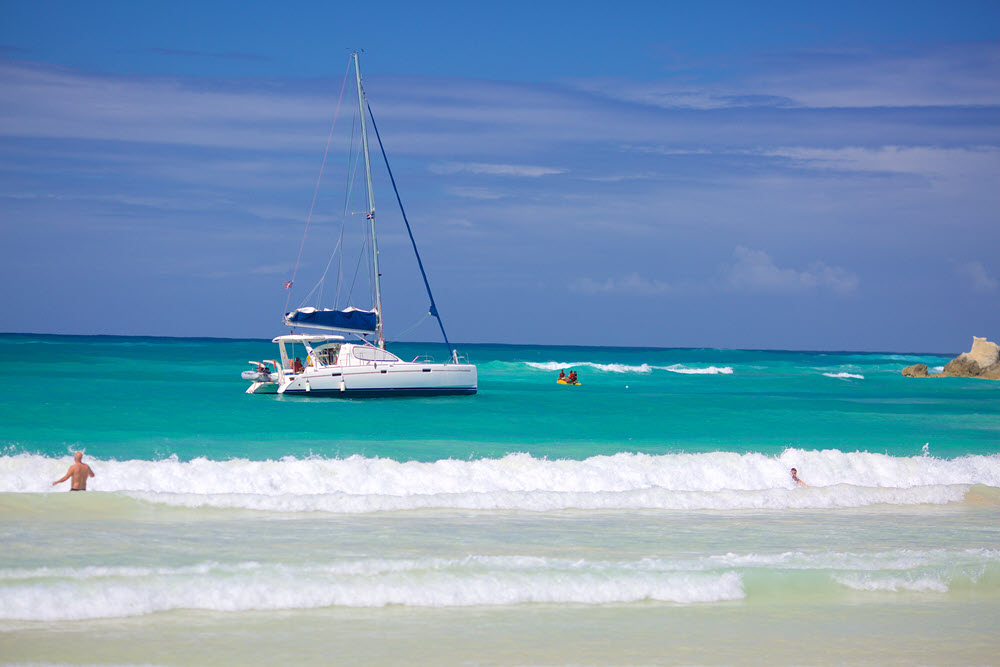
[243,360,281,394]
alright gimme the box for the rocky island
[902,336,1000,380]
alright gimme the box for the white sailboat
[243,52,477,397]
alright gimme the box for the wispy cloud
[142,48,268,62]
[748,43,1000,108]
[721,247,859,296]
[570,272,680,296]
[571,249,860,298]
[955,261,998,293]
[580,171,661,183]
[446,186,507,200]
[569,80,794,110]
[0,190,216,212]
[572,42,1000,110]
[430,162,565,177]
[3,54,997,169]
[0,61,336,150]
[249,263,293,276]
[0,42,995,346]
[760,146,1000,177]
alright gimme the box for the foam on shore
[2,548,997,621]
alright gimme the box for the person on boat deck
[293,357,304,373]
[558,370,566,381]
[790,468,808,487]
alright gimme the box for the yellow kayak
[556,379,581,385]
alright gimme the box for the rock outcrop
[901,363,929,377]
[902,337,1000,380]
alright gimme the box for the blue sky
[2,1,999,351]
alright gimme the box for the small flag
[283,281,293,289]
[366,213,374,219]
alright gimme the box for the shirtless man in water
[53,452,95,491]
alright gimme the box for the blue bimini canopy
[284,307,378,334]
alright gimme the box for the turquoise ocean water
[2,333,999,665]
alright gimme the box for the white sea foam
[4,450,998,513]
[116,484,973,513]
[0,556,745,620]
[2,547,996,621]
[525,361,654,373]
[704,548,1000,572]
[823,372,864,379]
[524,361,732,375]
[833,573,950,593]
[658,364,734,375]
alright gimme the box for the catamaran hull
[282,386,476,397]
[246,381,280,394]
[269,363,477,397]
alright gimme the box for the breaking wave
[2,548,996,620]
[660,364,733,375]
[0,556,743,621]
[525,361,732,375]
[4,450,998,514]
[525,361,653,373]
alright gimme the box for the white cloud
[761,146,1000,177]
[569,79,791,110]
[0,190,215,212]
[722,246,859,296]
[570,252,861,298]
[570,272,679,295]
[956,261,998,293]
[446,186,506,200]
[579,171,660,183]
[249,263,293,276]
[430,162,565,177]
[572,43,1000,110]
[0,61,335,150]
[752,43,1000,108]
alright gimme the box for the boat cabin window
[352,346,401,363]
[315,344,341,366]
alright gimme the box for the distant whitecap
[525,361,732,375]
[660,365,734,375]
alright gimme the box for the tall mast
[353,51,385,348]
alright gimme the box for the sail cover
[284,307,378,334]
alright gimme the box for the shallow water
[1,334,998,664]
